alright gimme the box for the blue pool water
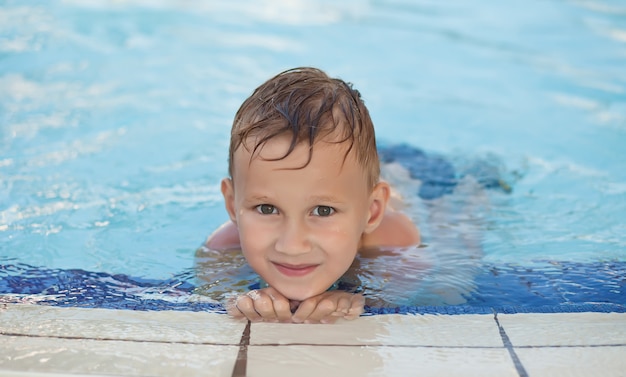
[1,0,625,313]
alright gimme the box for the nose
[275,219,312,256]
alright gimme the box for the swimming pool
[1,0,625,313]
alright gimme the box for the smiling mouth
[272,262,318,277]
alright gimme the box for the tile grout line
[493,312,528,377]
[231,321,251,377]
[247,343,515,348]
[0,331,237,346]
[3,331,623,350]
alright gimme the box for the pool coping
[1,304,625,377]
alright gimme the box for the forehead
[232,134,366,184]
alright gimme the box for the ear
[364,181,390,234]
[221,178,237,223]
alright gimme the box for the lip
[272,262,319,277]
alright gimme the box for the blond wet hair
[228,67,380,189]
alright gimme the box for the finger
[225,296,245,318]
[345,294,365,320]
[235,295,263,322]
[320,315,340,324]
[291,299,317,323]
[266,291,291,323]
[248,290,278,323]
[304,297,337,323]
[330,295,351,316]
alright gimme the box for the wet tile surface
[497,313,626,347]
[248,345,517,377]
[2,304,626,377]
[0,304,242,377]
[515,346,626,377]
[0,334,238,377]
[0,304,245,344]
[0,372,108,377]
[251,314,503,347]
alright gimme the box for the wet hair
[228,67,380,188]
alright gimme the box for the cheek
[316,222,362,256]
[327,242,359,276]
[237,214,275,250]
[238,225,268,268]
[321,214,367,241]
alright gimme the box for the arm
[360,209,421,248]
[205,221,240,250]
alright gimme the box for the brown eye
[256,204,277,215]
[313,206,334,217]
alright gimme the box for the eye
[312,205,334,217]
[256,204,278,215]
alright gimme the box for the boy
[204,67,420,324]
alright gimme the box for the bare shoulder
[204,221,240,251]
[361,209,421,248]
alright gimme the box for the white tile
[0,304,245,344]
[0,334,238,377]
[498,313,626,346]
[516,346,626,377]
[251,314,503,347]
[0,371,110,377]
[248,345,517,377]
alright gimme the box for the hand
[291,291,365,324]
[226,287,292,323]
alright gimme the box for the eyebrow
[308,195,344,204]
[246,195,272,203]
[246,194,344,204]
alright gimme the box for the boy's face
[222,133,385,301]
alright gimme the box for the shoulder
[361,209,420,248]
[204,221,240,251]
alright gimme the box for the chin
[277,286,326,302]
